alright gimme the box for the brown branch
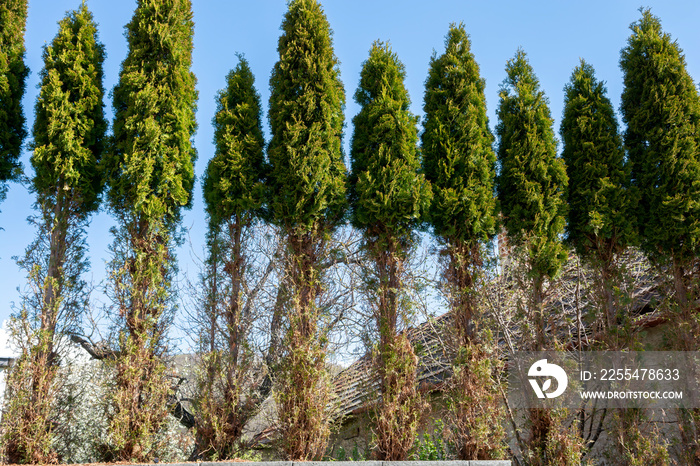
[70,334,118,360]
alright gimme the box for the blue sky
[1,0,699,354]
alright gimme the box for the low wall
[157,462,511,466]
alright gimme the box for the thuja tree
[620,10,700,333]
[496,50,571,464]
[621,11,700,462]
[0,5,106,464]
[422,24,505,460]
[267,0,346,459]
[496,49,567,350]
[562,60,668,465]
[195,57,266,460]
[350,40,432,461]
[0,0,28,203]
[561,60,633,341]
[102,0,197,460]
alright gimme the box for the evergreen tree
[620,10,700,322]
[0,0,28,202]
[267,0,346,459]
[1,4,105,463]
[204,57,265,230]
[350,40,431,461]
[621,13,700,461]
[496,50,569,462]
[561,60,632,335]
[496,49,567,349]
[195,57,266,460]
[102,0,197,460]
[421,23,504,460]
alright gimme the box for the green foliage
[496,48,567,280]
[605,408,670,466]
[105,0,198,226]
[350,40,432,241]
[267,0,346,232]
[203,56,266,228]
[422,23,497,245]
[561,60,631,259]
[620,9,700,266]
[31,3,106,214]
[331,443,368,461]
[0,0,28,197]
[413,420,452,460]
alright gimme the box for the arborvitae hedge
[195,56,266,460]
[350,41,431,239]
[31,4,107,214]
[423,24,497,247]
[106,0,198,225]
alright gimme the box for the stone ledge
[194,461,510,466]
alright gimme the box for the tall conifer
[620,10,700,322]
[1,4,105,463]
[422,24,504,460]
[496,49,567,349]
[496,49,569,462]
[195,57,266,459]
[267,0,346,459]
[350,40,432,461]
[102,0,197,460]
[0,0,28,201]
[621,13,700,460]
[561,60,631,336]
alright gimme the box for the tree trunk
[276,226,330,461]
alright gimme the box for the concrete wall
[163,462,510,466]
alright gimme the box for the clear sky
[1,0,699,356]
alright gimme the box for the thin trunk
[672,256,691,317]
[39,187,68,357]
[377,238,398,358]
[451,241,481,346]
[32,187,68,403]
[532,273,545,351]
[267,282,286,370]
[226,216,244,377]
